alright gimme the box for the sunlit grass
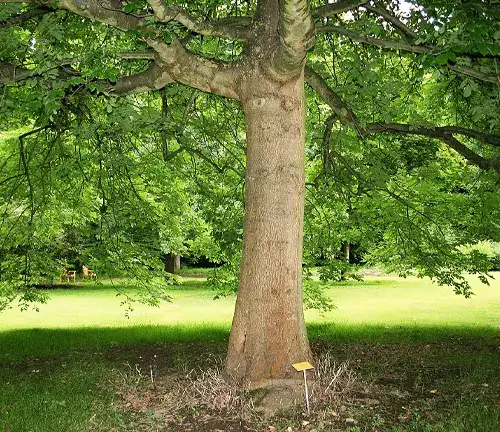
[1,273,499,331]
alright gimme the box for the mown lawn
[2,273,499,330]
[0,273,499,431]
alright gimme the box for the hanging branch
[18,127,50,221]
[305,65,500,172]
[322,114,336,174]
[365,5,417,40]
[312,0,369,18]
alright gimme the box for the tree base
[249,378,309,417]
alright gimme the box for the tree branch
[365,5,417,40]
[2,1,240,98]
[268,0,316,76]
[316,25,500,84]
[437,126,500,147]
[305,65,500,171]
[147,0,251,40]
[59,0,147,31]
[0,60,80,86]
[322,114,336,173]
[146,38,239,100]
[0,62,34,85]
[118,51,156,60]
[366,123,500,171]
[1,0,148,31]
[312,0,368,18]
[304,65,359,126]
[0,56,171,95]
[0,5,52,28]
[2,45,238,100]
[439,135,500,171]
[365,123,500,148]
[447,64,500,85]
[316,24,431,54]
[111,63,173,94]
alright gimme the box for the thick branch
[0,60,80,85]
[148,0,250,40]
[317,25,500,84]
[317,25,430,54]
[440,136,500,171]
[2,0,148,31]
[111,63,173,94]
[119,51,155,60]
[438,126,500,147]
[306,65,500,171]
[2,44,238,99]
[365,123,500,148]
[367,123,500,171]
[447,64,500,85]
[146,38,239,100]
[59,0,146,31]
[267,0,316,76]
[0,62,33,85]
[1,56,171,95]
[313,0,368,18]
[2,1,240,98]
[304,65,358,125]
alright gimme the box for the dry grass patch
[112,353,360,431]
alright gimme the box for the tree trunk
[344,242,350,263]
[165,254,180,274]
[225,68,312,387]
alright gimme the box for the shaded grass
[2,323,499,432]
[0,324,230,364]
[1,323,499,364]
[0,357,121,432]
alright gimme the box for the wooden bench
[82,265,96,280]
[59,269,76,282]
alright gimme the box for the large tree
[1,0,499,386]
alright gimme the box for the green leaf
[434,53,449,65]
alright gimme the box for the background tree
[1,0,499,388]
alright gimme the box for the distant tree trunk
[225,68,312,386]
[165,254,180,274]
[344,242,351,263]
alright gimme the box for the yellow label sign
[292,361,314,372]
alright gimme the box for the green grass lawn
[1,273,499,331]
[0,273,499,432]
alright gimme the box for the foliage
[0,0,499,309]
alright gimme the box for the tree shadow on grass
[1,323,498,364]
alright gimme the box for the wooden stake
[292,361,314,414]
[303,369,310,414]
